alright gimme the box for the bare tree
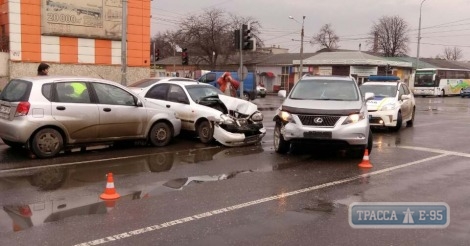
[151,31,178,60]
[443,46,463,60]
[170,8,262,67]
[368,16,409,57]
[313,24,339,49]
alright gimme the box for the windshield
[414,71,436,87]
[131,78,162,88]
[360,84,397,98]
[290,79,359,101]
[185,84,223,102]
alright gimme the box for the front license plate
[0,105,10,114]
[304,131,332,139]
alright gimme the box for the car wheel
[391,112,402,132]
[274,123,290,154]
[31,128,63,158]
[406,107,415,127]
[149,122,172,147]
[440,90,445,97]
[197,120,214,144]
[260,94,266,98]
[1,138,23,149]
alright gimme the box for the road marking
[0,146,222,174]
[398,145,470,158]
[74,153,448,246]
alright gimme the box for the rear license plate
[0,105,10,114]
[304,131,332,139]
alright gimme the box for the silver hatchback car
[0,76,181,158]
[274,75,374,156]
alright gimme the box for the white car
[129,80,266,146]
[360,80,416,131]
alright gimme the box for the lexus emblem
[314,117,323,124]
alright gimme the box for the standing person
[37,63,50,76]
[217,72,240,97]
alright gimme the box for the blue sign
[349,202,449,228]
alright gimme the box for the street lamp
[289,15,305,81]
[416,0,427,70]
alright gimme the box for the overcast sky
[151,0,470,61]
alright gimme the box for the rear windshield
[0,79,32,102]
[290,79,359,101]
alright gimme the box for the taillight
[15,102,30,116]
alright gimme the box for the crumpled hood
[366,96,395,111]
[217,94,259,114]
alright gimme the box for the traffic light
[182,48,188,65]
[234,29,240,49]
[155,48,160,61]
[241,24,253,50]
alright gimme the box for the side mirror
[136,99,143,107]
[364,92,375,101]
[278,90,287,98]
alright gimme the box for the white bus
[413,68,470,97]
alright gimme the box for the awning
[260,72,275,78]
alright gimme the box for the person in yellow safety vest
[69,82,87,98]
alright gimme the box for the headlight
[220,114,235,124]
[343,111,366,125]
[380,103,396,111]
[278,111,294,123]
[251,112,263,121]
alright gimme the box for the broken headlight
[251,111,263,122]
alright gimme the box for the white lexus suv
[274,75,374,156]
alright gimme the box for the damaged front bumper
[213,124,266,147]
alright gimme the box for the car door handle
[166,105,170,108]
[56,106,66,110]
[103,108,111,112]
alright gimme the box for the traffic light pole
[239,24,244,99]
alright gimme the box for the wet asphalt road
[1,95,470,245]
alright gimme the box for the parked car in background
[0,76,181,158]
[197,71,257,100]
[129,81,266,147]
[257,85,267,98]
[359,76,415,131]
[274,75,374,156]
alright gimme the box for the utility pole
[120,0,128,85]
[239,24,244,99]
[416,0,427,70]
[153,41,156,76]
[299,16,305,81]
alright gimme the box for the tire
[274,123,290,154]
[260,94,266,98]
[197,120,214,144]
[31,128,63,158]
[1,138,23,149]
[149,122,172,147]
[390,111,402,132]
[406,107,415,127]
[440,90,445,97]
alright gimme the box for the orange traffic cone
[358,149,373,168]
[100,173,120,200]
